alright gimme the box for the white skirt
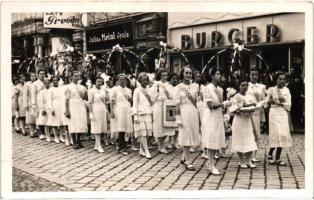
[269,106,292,148]
[68,98,87,134]
[178,104,200,147]
[201,108,226,150]
[47,100,63,127]
[231,113,258,153]
[134,114,153,138]
[91,104,107,134]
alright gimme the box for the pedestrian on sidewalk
[229,77,258,169]
[176,66,200,171]
[23,72,37,138]
[65,71,88,149]
[37,78,51,142]
[247,67,266,163]
[265,71,292,166]
[88,77,109,153]
[201,67,225,175]
[132,72,153,159]
[47,76,64,144]
[150,68,176,154]
[110,74,133,155]
[14,74,27,136]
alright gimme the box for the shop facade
[167,13,304,76]
[84,12,167,59]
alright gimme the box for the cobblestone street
[12,131,304,192]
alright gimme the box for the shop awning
[136,15,157,23]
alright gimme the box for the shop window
[261,46,289,73]
[186,53,202,72]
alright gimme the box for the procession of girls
[12,66,292,174]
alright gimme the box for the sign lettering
[44,13,81,29]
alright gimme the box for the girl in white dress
[150,69,176,154]
[47,76,63,144]
[12,79,20,133]
[192,70,206,154]
[88,77,109,153]
[230,78,258,168]
[133,72,153,159]
[176,67,200,170]
[60,77,72,146]
[247,68,266,163]
[111,74,133,155]
[65,71,88,149]
[37,78,52,142]
[265,72,292,166]
[23,72,37,137]
[167,73,180,149]
[201,68,225,175]
[14,75,27,135]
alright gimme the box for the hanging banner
[44,12,82,29]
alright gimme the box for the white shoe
[139,149,146,157]
[251,157,261,163]
[46,137,51,142]
[202,154,209,159]
[39,135,45,140]
[59,136,65,143]
[190,148,195,153]
[159,148,168,154]
[55,138,60,144]
[238,162,248,169]
[97,147,104,153]
[146,153,152,159]
[65,140,70,146]
[208,167,221,175]
[247,161,256,168]
[214,155,220,159]
[131,146,140,151]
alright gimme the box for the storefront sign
[181,24,281,50]
[136,40,159,49]
[86,22,133,52]
[44,12,82,29]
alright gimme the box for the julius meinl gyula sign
[44,12,82,29]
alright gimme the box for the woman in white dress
[150,69,176,154]
[88,77,109,153]
[37,78,51,142]
[12,78,20,133]
[65,71,88,149]
[133,72,153,159]
[110,74,133,155]
[265,72,292,166]
[14,75,27,135]
[229,78,258,168]
[47,76,64,144]
[23,72,37,137]
[60,76,72,146]
[176,67,200,170]
[201,68,225,175]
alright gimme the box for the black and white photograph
[1,1,314,199]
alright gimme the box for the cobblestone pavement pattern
[13,131,304,191]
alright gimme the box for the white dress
[230,93,258,153]
[193,83,206,122]
[175,83,200,147]
[108,87,116,138]
[60,84,69,126]
[14,83,26,117]
[12,85,16,117]
[31,80,45,123]
[201,83,226,150]
[23,81,36,124]
[88,87,108,134]
[132,85,153,138]
[47,87,63,127]
[266,86,292,148]
[111,86,133,134]
[247,82,266,138]
[36,88,49,126]
[65,83,88,134]
[150,81,176,138]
